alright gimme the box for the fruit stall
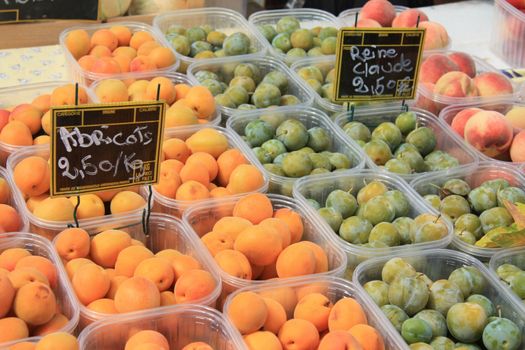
[0,0,525,349]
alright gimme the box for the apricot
[134,257,174,292]
[419,21,449,50]
[125,330,169,350]
[106,275,128,299]
[65,258,93,279]
[171,254,201,280]
[145,77,176,105]
[16,255,57,288]
[14,282,56,326]
[260,218,291,248]
[33,197,74,222]
[183,86,216,119]
[0,120,33,146]
[33,313,69,335]
[90,45,113,58]
[228,291,268,334]
[227,164,265,194]
[10,104,43,135]
[210,187,231,198]
[360,0,396,26]
[505,106,525,130]
[278,318,320,350]
[114,276,161,313]
[259,287,298,319]
[31,94,51,113]
[510,130,525,162]
[91,57,122,74]
[181,342,213,350]
[130,31,155,50]
[0,204,22,232]
[163,138,191,162]
[113,46,137,60]
[259,262,278,280]
[451,107,483,137]
[95,79,129,103]
[175,180,210,201]
[8,267,49,289]
[40,111,51,135]
[233,193,273,224]
[186,152,218,181]
[110,25,132,46]
[155,249,181,263]
[90,229,132,267]
[154,167,182,199]
[216,149,248,186]
[180,162,210,187]
[69,194,105,220]
[0,273,15,317]
[318,331,362,350]
[149,47,176,69]
[86,298,118,314]
[260,297,287,334]
[110,191,147,214]
[115,245,154,277]
[7,342,36,350]
[91,29,118,51]
[174,84,191,101]
[276,243,316,278]
[13,156,50,197]
[130,56,157,72]
[65,29,91,60]
[35,332,79,350]
[273,208,304,244]
[448,52,476,78]
[185,128,228,158]
[464,110,514,158]
[160,290,176,306]
[34,135,50,145]
[294,292,333,332]
[78,55,98,71]
[328,297,368,331]
[244,331,283,350]
[0,177,10,204]
[137,41,161,57]
[72,263,110,305]
[349,324,385,350]
[419,54,459,85]
[174,269,216,303]
[392,8,429,27]
[50,84,88,105]
[214,249,252,280]
[212,216,252,241]
[0,109,9,131]
[0,317,29,343]
[473,71,514,97]
[295,241,328,273]
[235,225,282,266]
[0,248,29,272]
[434,71,478,97]
[128,79,149,99]
[201,230,234,256]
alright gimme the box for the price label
[333,28,425,102]
[50,101,165,197]
[0,0,99,24]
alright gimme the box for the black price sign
[50,101,165,197]
[333,28,425,102]
[0,0,99,24]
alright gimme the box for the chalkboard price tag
[333,28,425,102]
[50,101,165,197]
[0,0,99,24]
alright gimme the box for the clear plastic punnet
[248,8,340,65]
[410,162,525,261]
[353,248,525,347]
[0,81,95,166]
[51,212,222,330]
[226,106,366,196]
[153,7,268,73]
[89,71,222,126]
[0,232,80,347]
[491,0,525,68]
[439,99,525,169]
[222,275,408,350]
[333,106,479,182]
[0,166,29,232]
[489,247,525,314]
[149,124,269,218]
[415,51,520,115]
[182,194,347,307]
[187,55,315,122]
[293,170,453,277]
[78,304,245,350]
[59,22,180,86]
[338,5,408,26]
[6,146,148,240]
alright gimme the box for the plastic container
[333,106,479,182]
[226,106,365,196]
[439,99,525,169]
[293,170,453,277]
[0,81,95,166]
[248,8,340,65]
[223,276,408,350]
[410,162,525,261]
[0,166,29,233]
[0,232,80,347]
[153,7,268,73]
[78,304,246,350]
[52,212,222,330]
[338,5,408,26]
[415,50,520,115]
[149,124,269,218]
[90,72,221,126]
[354,248,525,347]
[491,0,525,68]
[6,146,148,240]
[59,22,180,86]
[187,56,315,122]
[489,247,525,312]
[182,194,347,306]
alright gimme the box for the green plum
[275,119,309,151]
[306,198,321,210]
[290,29,313,50]
[395,111,417,135]
[234,63,261,82]
[448,266,486,298]
[455,230,477,245]
[306,127,331,152]
[223,32,250,56]
[170,35,191,56]
[497,186,525,207]
[384,190,410,218]
[481,178,510,192]
[466,294,496,317]
[357,181,388,204]
[318,206,343,232]
[194,70,219,83]
[371,122,403,150]
[424,194,441,211]
[238,104,257,111]
[369,222,401,247]
[496,263,522,283]
[482,317,521,350]
[281,151,313,177]
[384,159,412,174]
[510,271,525,298]
[468,186,497,213]
[207,31,226,46]
[276,16,300,35]
[429,336,455,350]
[258,24,277,42]
[362,195,396,225]
[428,279,464,315]
[479,207,513,234]
[393,217,416,244]
[264,163,285,176]
[252,147,273,164]
[406,127,436,156]
[297,66,324,82]
[446,302,487,343]
[224,86,249,106]
[326,190,357,219]
[252,83,281,108]
[320,37,337,54]
[308,153,332,171]
[329,152,352,169]
[396,149,427,173]
[339,216,373,244]
[280,94,301,106]
[455,214,483,239]
[215,93,236,108]
[261,139,287,160]
[200,78,224,96]
[443,179,471,196]
[261,70,289,94]
[401,318,433,344]
[230,76,256,93]
[440,195,471,222]
[364,140,393,165]
[245,120,275,147]
[388,275,429,315]
[186,27,207,43]
[412,222,448,243]
[364,280,390,306]
[343,121,371,142]
[381,304,409,332]
[319,27,338,40]
[382,257,417,284]
[414,309,448,338]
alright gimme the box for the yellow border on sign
[0,0,100,24]
[50,100,166,197]
[333,27,426,102]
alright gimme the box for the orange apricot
[175,180,210,201]
[125,330,169,350]
[201,230,234,256]
[328,297,368,332]
[114,276,161,313]
[0,273,15,317]
[174,269,216,303]
[15,255,57,289]
[294,292,333,332]
[0,248,30,271]
[33,313,69,336]
[260,218,291,248]
[87,298,118,314]
[13,156,50,197]
[148,47,176,68]
[278,319,320,350]
[145,77,176,105]
[114,245,155,277]
[227,291,268,334]
[234,225,282,266]
[90,229,132,268]
[163,138,191,162]
[0,120,33,146]
[348,324,385,350]
[110,25,132,46]
[134,257,174,292]
[0,317,29,343]
[91,29,118,51]
[273,208,304,244]
[244,331,283,350]
[226,164,265,194]
[276,243,317,278]
[180,162,210,187]
[214,249,252,280]
[72,263,110,305]
[129,31,155,50]
[14,282,57,326]
[65,29,90,60]
[262,297,287,334]
[54,227,91,261]
[232,193,273,224]
[171,254,201,280]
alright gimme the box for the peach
[114,276,161,313]
[145,77,176,105]
[0,120,33,146]
[10,104,43,135]
[419,54,459,85]
[0,203,22,232]
[113,46,137,61]
[0,109,10,131]
[228,291,268,334]
[95,79,129,103]
[149,47,176,68]
[450,107,483,137]
[68,194,105,219]
[130,56,157,72]
[464,110,514,158]
[89,45,113,58]
[110,25,132,46]
[448,52,476,78]
[356,18,382,28]
[110,191,146,214]
[510,130,525,162]
[360,0,396,27]
[328,297,368,331]
[392,8,429,27]
[65,29,91,60]
[14,282,57,326]
[419,21,449,50]
[33,197,75,222]
[473,72,514,97]
[31,94,51,113]
[318,331,362,350]
[91,57,122,74]
[174,269,216,303]
[505,106,525,130]
[244,331,283,350]
[91,29,119,51]
[278,319,320,350]
[0,317,29,343]
[13,156,50,197]
[78,55,98,71]
[434,71,478,98]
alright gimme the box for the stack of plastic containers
[222,276,408,349]
[489,247,525,313]
[182,194,347,307]
[59,22,180,86]
[0,232,80,348]
[52,212,221,330]
[333,106,479,183]
[153,7,268,73]
[149,124,269,218]
[491,0,525,68]
[78,304,246,350]
[293,170,454,276]
[410,162,525,262]
[0,166,29,232]
[226,106,365,196]
[354,249,525,347]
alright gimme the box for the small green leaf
[503,200,525,230]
